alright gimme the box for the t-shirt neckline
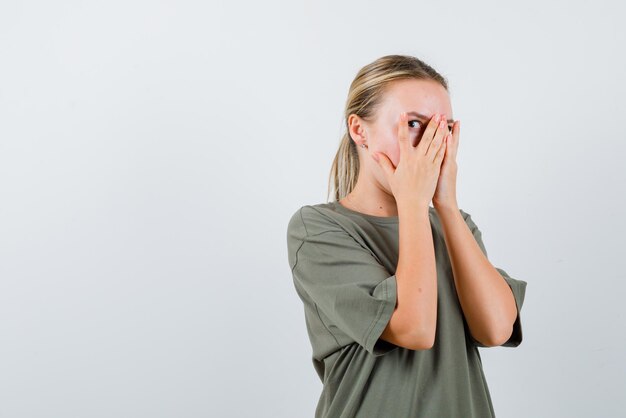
[330,200,433,224]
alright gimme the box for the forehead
[378,78,453,120]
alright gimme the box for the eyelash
[408,119,453,132]
[408,120,423,129]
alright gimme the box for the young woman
[286,54,527,418]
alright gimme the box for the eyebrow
[407,111,454,125]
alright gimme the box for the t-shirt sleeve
[287,206,398,356]
[461,210,528,348]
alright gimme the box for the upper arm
[287,206,404,355]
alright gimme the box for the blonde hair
[327,54,449,202]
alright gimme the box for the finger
[417,113,442,154]
[397,112,410,155]
[434,133,448,164]
[451,119,460,149]
[426,118,448,160]
[443,120,459,160]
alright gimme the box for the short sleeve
[287,206,398,356]
[461,210,528,348]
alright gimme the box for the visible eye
[408,120,423,129]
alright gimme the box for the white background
[1,1,625,417]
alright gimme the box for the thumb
[372,152,394,178]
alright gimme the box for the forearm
[436,204,517,346]
[394,203,438,346]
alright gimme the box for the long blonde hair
[327,54,449,202]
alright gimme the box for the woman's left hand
[432,119,460,209]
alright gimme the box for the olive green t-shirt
[286,201,527,418]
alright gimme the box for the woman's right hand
[372,112,450,208]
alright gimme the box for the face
[348,78,454,191]
[362,78,453,166]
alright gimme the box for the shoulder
[286,203,353,270]
[287,203,344,242]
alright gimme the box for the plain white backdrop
[1,1,625,417]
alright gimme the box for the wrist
[397,199,431,215]
[433,200,459,213]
